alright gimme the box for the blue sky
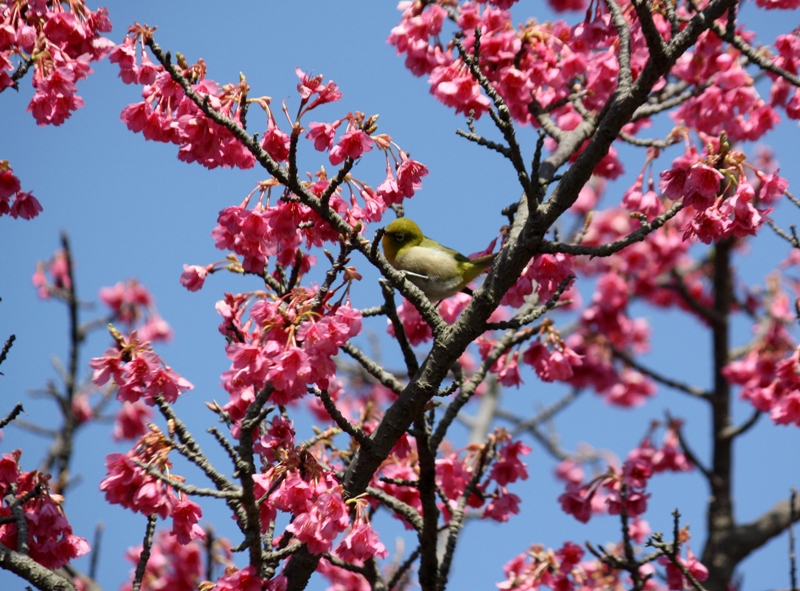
[1,2,800,590]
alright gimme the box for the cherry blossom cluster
[0,160,41,219]
[239,418,388,581]
[494,424,701,590]
[390,291,493,346]
[111,24,257,169]
[657,136,784,244]
[671,30,780,143]
[502,252,575,309]
[278,474,387,568]
[498,541,622,591]
[389,1,640,176]
[389,1,799,203]
[215,288,362,410]
[497,536,708,591]
[371,430,531,531]
[31,251,166,440]
[111,399,153,442]
[557,270,657,407]
[556,421,692,524]
[206,179,338,277]
[577,205,697,312]
[723,276,800,426]
[90,327,193,406]
[0,449,89,569]
[99,426,205,545]
[1,0,113,124]
[469,318,585,389]
[98,278,174,343]
[112,24,430,220]
[519,320,583,384]
[659,544,709,591]
[770,30,800,118]
[197,143,426,279]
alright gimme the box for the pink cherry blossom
[8,191,42,219]
[329,121,374,165]
[558,484,593,523]
[306,121,338,151]
[484,488,522,522]
[285,490,349,555]
[490,439,531,486]
[0,452,89,569]
[180,264,211,291]
[171,499,205,545]
[0,164,21,200]
[213,566,265,591]
[295,68,342,112]
[112,401,153,441]
[389,299,433,345]
[91,334,193,406]
[336,522,388,562]
[395,153,429,197]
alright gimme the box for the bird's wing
[419,237,471,263]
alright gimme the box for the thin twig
[0,334,15,372]
[313,388,372,448]
[341,342,405,395]
[539,201,684,258]
[791,488,798,591]
[131,515,157,591]
[0,403,24,430]
[613,348,709,399]
[366,485,424,532]
[720,409,761,440]
[386,545,420,591]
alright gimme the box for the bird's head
[382,218,424,265]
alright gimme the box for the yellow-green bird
[381,218,496,301]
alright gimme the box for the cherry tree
[2,1,800,591]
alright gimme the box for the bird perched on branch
[381,217,496,301]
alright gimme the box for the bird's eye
[395,233,405,242]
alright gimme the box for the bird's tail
[461,252,497,285]
[470,252,497,269]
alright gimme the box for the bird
[381,217,496,301]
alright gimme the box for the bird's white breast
[395,245,463,300]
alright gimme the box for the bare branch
[0,403,23,430]
[313,388,372,448]
[613,348,710,399]
[0,334,15,372]
[538,201,684,258]
[605,0,633,91]
[341,341,405,395]
[366,485,424,532]
[0,540,77,591]
[131,515,157,591]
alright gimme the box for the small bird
[381,217,496,301]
